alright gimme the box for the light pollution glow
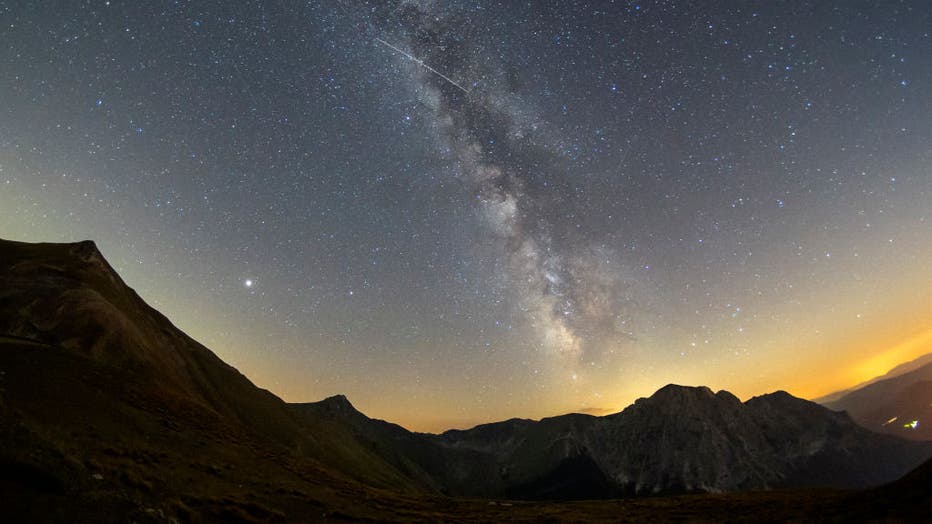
[2,1,931,433]
[2,161,931,433]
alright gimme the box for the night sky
[2,0,931,431]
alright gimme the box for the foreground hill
[0,239,430,488]
[820,356,932,441]
[0,239,449,521]
[2,238,931,522]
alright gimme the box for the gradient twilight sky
[1,1,930,432]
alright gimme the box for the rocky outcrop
[3,238,931,505]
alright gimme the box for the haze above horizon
[1,1,930,432]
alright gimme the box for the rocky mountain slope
[2,238,931,522]
[288,382,932,500]
[0,239,445,522]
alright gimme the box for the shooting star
[374,37,471,95]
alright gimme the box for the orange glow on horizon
[844,326,932,385]
[793,325,932,401]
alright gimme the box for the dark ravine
[2,238,932,522]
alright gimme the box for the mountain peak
[311,394,364,417]
[0,238,118,286]
[764,390,795,399]
[69,239,102,257]
[624,384,743,415]
[67,239,118,274]
[747,390,801,404]
[651,384,715,399]
[322,394,355,409]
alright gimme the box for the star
[3,0,930,432]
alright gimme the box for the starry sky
[2,0,931,432]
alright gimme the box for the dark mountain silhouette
[0,239,448,521]
[310,384,929,498]
[814,351,932,404]
[820,356,932,441]
[2,238,931,522]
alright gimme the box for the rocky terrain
[298,383,931,499]
[2,238,931,522]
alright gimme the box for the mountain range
[817,353,932,441]
[295,384,931,499]
[814,352,932,405]
[2,238,931,522]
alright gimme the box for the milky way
[360,1,639,365]
[1,0,930,430]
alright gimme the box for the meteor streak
[374,37,471,95]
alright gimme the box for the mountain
[2,238,932,522]
[293,381,932,498]
[291,384,932,499]
[0,239,300,443]
[820,357,932,441]
[0,239,446,522]
[434,385,931,496]
[814,352,932,404]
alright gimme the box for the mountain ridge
[814,351,932,405]
[819,356,932,441]
[3,237,932,521]
[291,381,932,497]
